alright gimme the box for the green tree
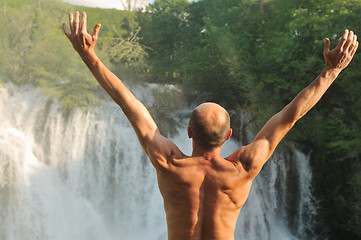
[139,0,189,82]
[105,27,149,81]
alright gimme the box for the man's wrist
[323,66,342,80]
[80,50,99,67]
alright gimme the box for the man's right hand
[63,12,101,58]
[323,29,359,72]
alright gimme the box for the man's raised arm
[63,12,180,169]
[230,29,358,178]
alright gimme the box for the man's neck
[191,143,223,160]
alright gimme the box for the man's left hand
[63,11,101,57]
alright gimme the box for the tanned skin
[63,12,358,240]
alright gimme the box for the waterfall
[0,83,317,240]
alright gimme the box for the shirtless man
[63,12,358,240]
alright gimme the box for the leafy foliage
[139,0,361,238]
[0,0,142,109]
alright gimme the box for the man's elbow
[280,104,299,125]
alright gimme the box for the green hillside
[0,0,142,108]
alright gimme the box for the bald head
[189,102,231,149]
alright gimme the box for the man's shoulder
[146,135,186,170]
[226,142,270,179]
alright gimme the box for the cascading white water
[0,83,317,240]
[234,147,316,240]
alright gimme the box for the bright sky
[60,0,153,10]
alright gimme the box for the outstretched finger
[348,33,358,57]
[344,30,354,51]
[349,34,358,51]
[92,23,101,39]
[69,12,74,33]
[350,41,359,58]
[336,29,349,51]
[62,22,70,39]
[324,38,331,55]
[81,12,87,34]
[74,11,80,34]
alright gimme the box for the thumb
[92,23,101,39]
[324,38,330,54]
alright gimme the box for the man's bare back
[63,12,358,239]
[158,154,252,240]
